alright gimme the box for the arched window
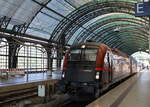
[17,43,47,72]
[0,38,8,69]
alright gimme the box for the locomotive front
[61,43,101,97]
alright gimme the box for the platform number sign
[135,2,150,16]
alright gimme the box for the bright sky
[132,51,150,59]
[132,51,150,66]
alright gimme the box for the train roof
[71,41,100,49]
[70,41,129,58]
[111,49,129,58]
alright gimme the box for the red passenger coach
[61,41,137,98]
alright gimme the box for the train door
[102,51,111,86]
[130,58,133,74]
[108,52,113,82]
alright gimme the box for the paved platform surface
[119,71,150,107]
[87,71,150,107]
[0,71,61,87]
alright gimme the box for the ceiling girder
[50,1,141,41]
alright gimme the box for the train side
[61,42,137,98]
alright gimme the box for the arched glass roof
[0,0,149,55]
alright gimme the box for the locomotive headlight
[96,72,100,80]
[81,45,86,48]
[62,72,65,78]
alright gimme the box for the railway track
[60,98,93,107]
[0,74,135,106]
[59,74,136,107]
[0,87,37,105]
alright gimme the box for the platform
[87,71,150,107]
[119,71,150,107]
[0,71,61,93]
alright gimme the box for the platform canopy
[0,0,149,55]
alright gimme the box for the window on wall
[0,38,8,69]
[17,43,47,72]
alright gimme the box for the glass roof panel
[0,0,24,18]
[65,0,93,8]
[68,12,146,44]
[47,0,74,16]
[26,11,60,39]
[27,0,75,39]
[12,0,41,24]
[0,0,147,41]
[0,0,49,28]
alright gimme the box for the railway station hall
[1,0,150,107]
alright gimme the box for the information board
[135,2,150,16]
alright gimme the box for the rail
[0,86,37,105]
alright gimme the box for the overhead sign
[135,2,150,16]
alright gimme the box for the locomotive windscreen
[64,48,98,82]
[69,49,97,61]
[67,48,98,72]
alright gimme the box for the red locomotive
[61,41,137,98]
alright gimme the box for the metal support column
[149,0,150,54]
[12,23,28,36]
[8,39,20,68]
[26,46,29,81]
[0,16,11,29]
[149,22,150,54]
[47,49,52,76]
[148,0,150,54]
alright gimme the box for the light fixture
[62,72,65,78]
[81,45,86,48]
[114,27,120,32]
[146,49,149,52]
[96,72,100,80]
